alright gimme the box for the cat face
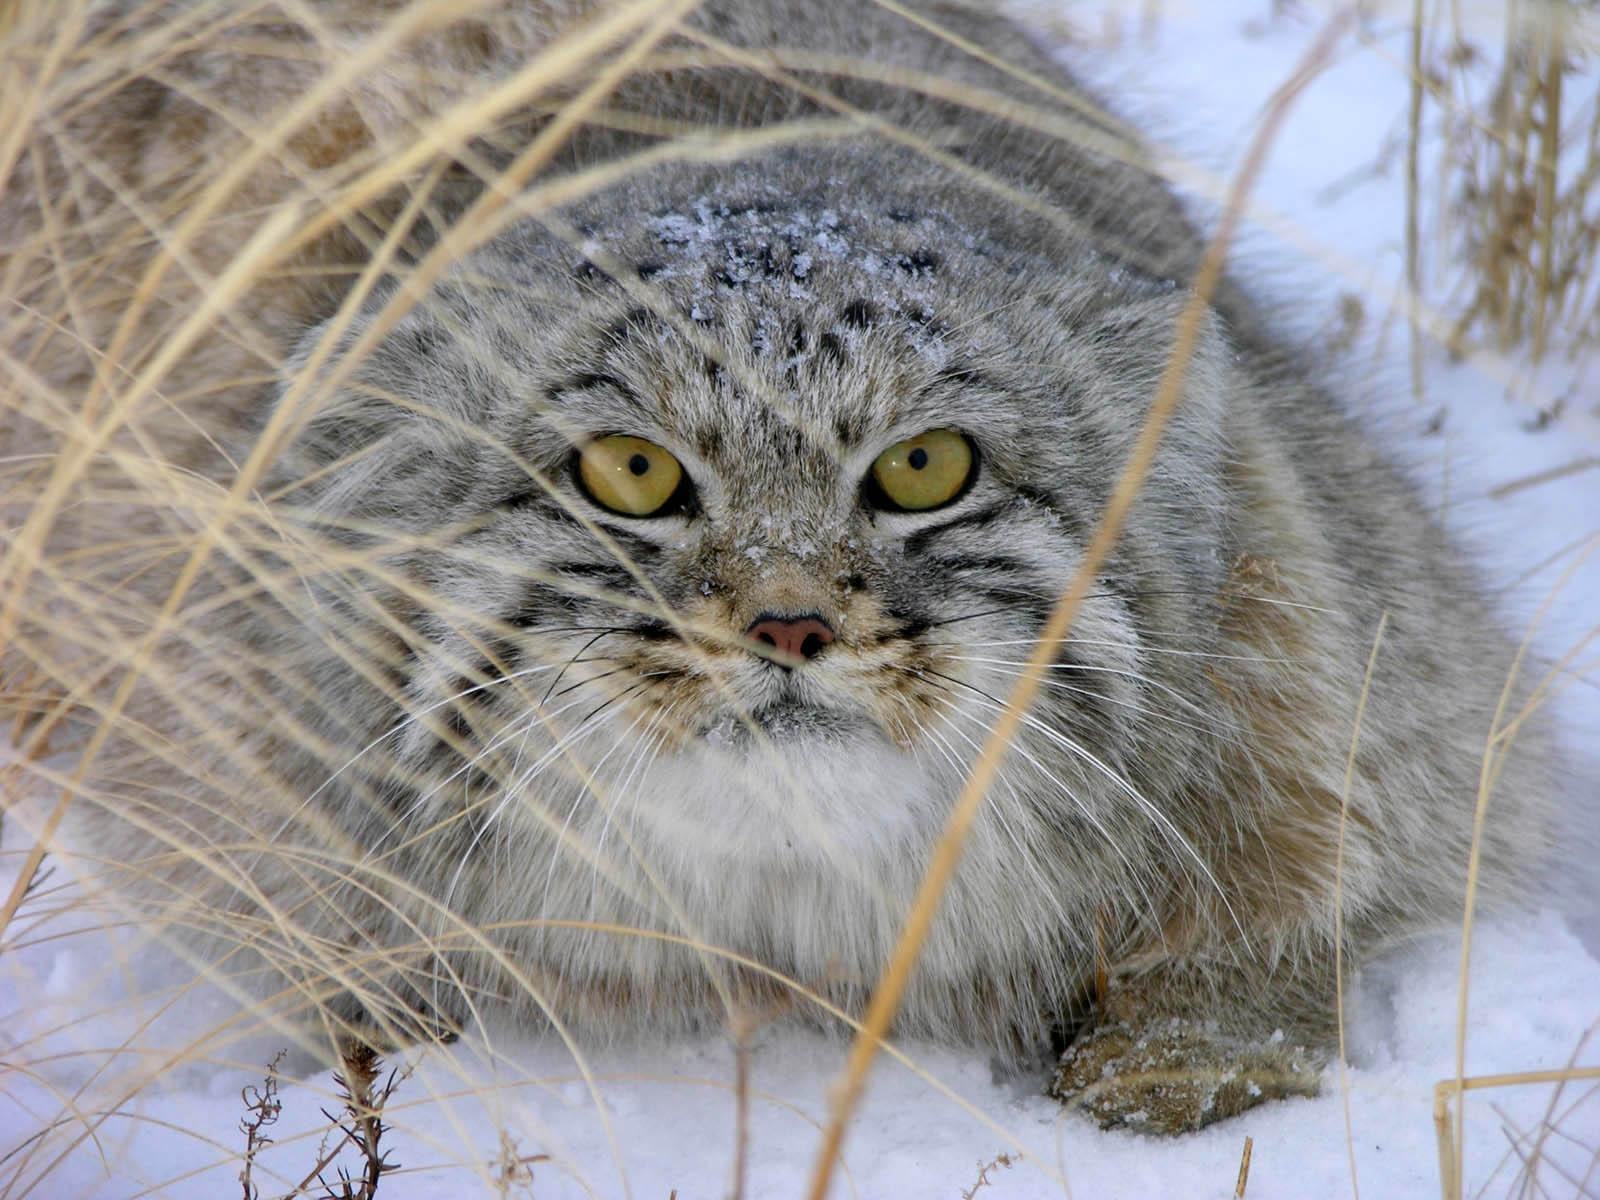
[273,161,1233,872]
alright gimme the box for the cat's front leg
[1047,964,1325,1133]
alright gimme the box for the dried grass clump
[1434,2,1600,367]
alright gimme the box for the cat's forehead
[536,194,1031,449]
[401,176,1171,471]
[624,196,959,304]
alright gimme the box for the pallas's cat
[0,0,1553,1133]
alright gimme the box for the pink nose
[745,614,835,666]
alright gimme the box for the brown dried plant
[1434,3,1600,372]
[240,1051,288,1200]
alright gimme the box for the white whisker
[921,669,1245,943]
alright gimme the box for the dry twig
[239,1051,287,1200]
[317,1046,406,1200]
[960,1152,1016,1200]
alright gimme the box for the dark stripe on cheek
[928,553,1032,577]
[499,488,590,525]
[895,616,932,639]
[511,583,581,625]
[591,525,663,564]
[903,501,1011,554]
[629,620,676,642]
[970,586,1051,627]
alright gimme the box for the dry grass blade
[729,1009,755,1200]
[801,15,1353,1198]
[1434,1066,1600,1200]
[1335,611,1391,1200]
[1234,1134,1254,1200]
[1485,455,1600,499]
[1406,0,1426,405]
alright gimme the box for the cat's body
[1,0,1553,1132]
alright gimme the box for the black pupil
[628,453,650,476]
[908,447,929,470]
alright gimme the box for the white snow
[3,4,1598,1198]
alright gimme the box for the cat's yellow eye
[869,429,974,512]
[577,435,685,516]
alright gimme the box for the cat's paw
[1048,1017,1322,1134]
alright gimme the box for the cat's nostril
[744,615,835,667]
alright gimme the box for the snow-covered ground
[3,3,1597,1197]
[3,913,1597,1198]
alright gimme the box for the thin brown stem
[1407,0,1427,404]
